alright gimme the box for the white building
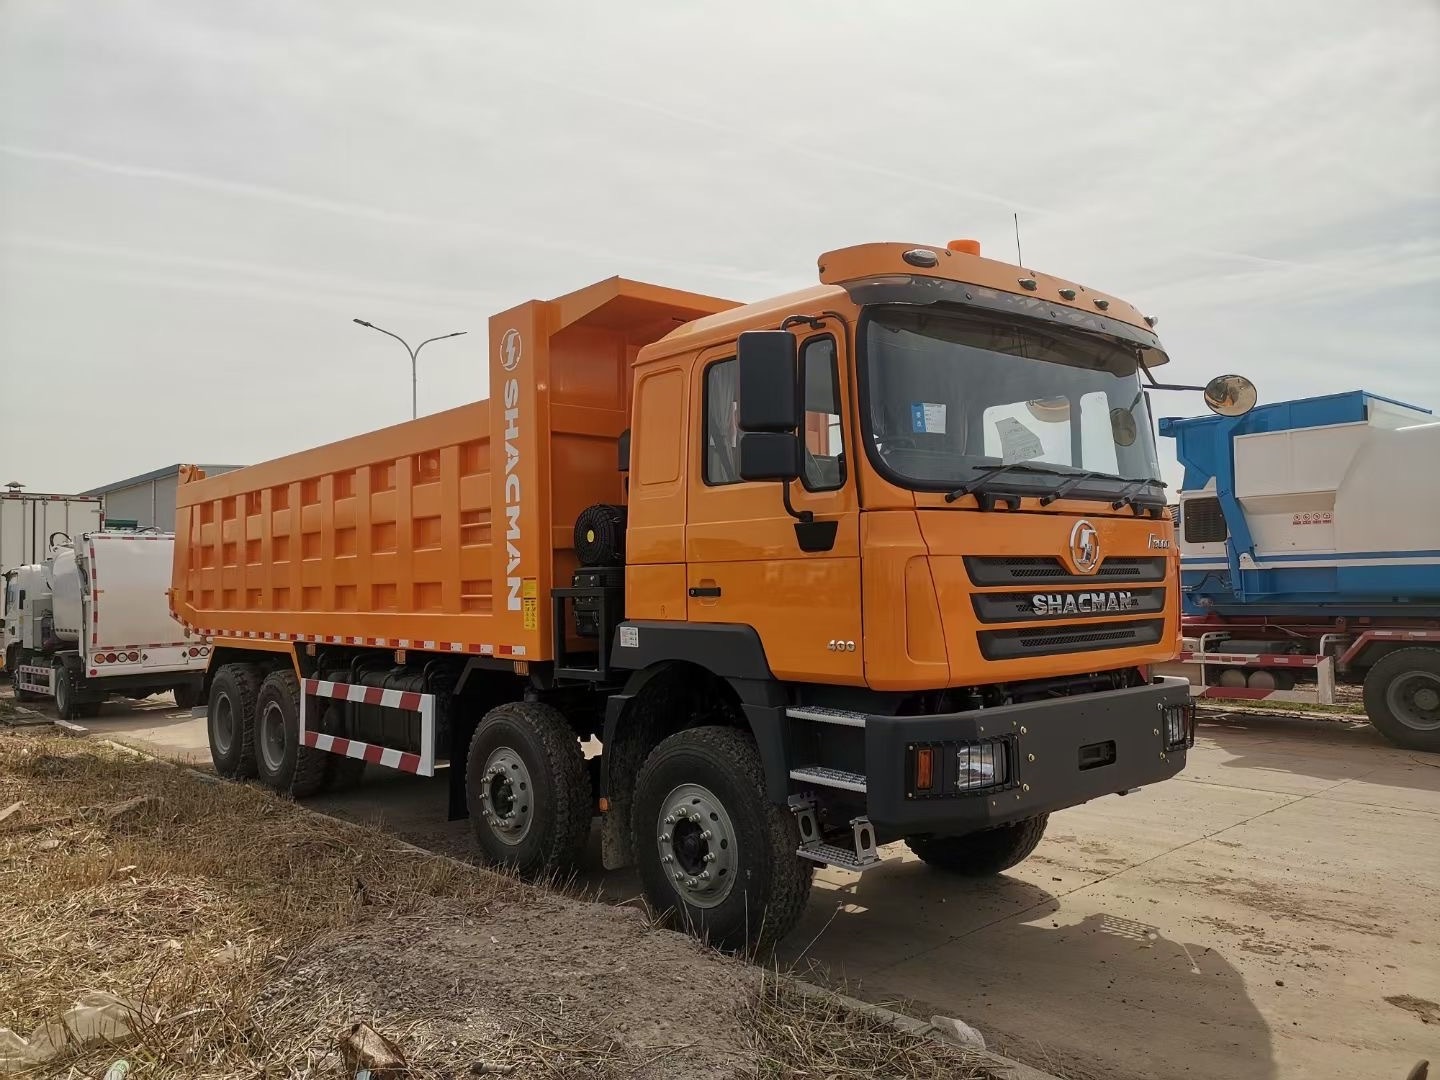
[82,464,242,532]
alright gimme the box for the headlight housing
[907,737,1014,798]
[1163,700,1195,751]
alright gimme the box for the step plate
[786,706,868,728]
[790,765,867,793]
[797,842,884,872]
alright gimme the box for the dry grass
[747,973,988,1080]
[0,727,1001,1080]
[0,730,523,1078]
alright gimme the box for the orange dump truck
[171,241,1254,947]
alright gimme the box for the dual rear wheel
[206,664,331,795]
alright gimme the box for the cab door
[683,326,864,684]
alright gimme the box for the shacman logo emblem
[1069,519,1101,574]
[500,328,522,372]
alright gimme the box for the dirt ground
[8,687,1440,1079]
[0,716,989,1080]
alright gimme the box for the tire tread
[210,663,260,779]
[467,701,592,872]
[1363,647,1440,752]
[634,725,812,950]
[906,813,1049,875]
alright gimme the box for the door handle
[688,586,722,598]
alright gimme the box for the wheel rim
[479,746,533,846]
[1386,671,1440,731]
[213,693,234,754]
[655,783,737,910]
[259,700,287,771]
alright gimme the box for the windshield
[862,306,1163,494]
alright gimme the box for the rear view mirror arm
[781,483,813,524]
[1138,359,1204,392]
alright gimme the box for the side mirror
[737,331,801,432]
[740,431,802,482]
[1203,375,1258,417]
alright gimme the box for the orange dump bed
[172,278,736,660]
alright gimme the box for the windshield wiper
[944,462,1054,504]
[1038,470,1110,506]
[1109,478,1168,512]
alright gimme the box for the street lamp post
[352,319,467,419]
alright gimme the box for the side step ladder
[787,706,883,871]
[792,800,884,873]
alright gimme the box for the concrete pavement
[9,688,1437,1079]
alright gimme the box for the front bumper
[864,677,1193,836]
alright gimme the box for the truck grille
[972,587,1166,624]
[978,618,1165,661]
[965,555,1167,587]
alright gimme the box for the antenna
[1013,213,1023,267]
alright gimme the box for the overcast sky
[2,0,1436,496]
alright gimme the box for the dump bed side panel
[171,278,738,662]
[172,395,533,655]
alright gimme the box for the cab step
[786,706,868,728]
[795,814,883,872]
[789,765,867,793]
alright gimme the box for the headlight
[957,740,1009,790]
[1163,701,1194,751]
[908,737,1013,798]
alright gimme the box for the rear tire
[632,726,812,951]
[309,697,366,791]
[207,663,260,779]
[54,666,82,722]
[906,814,1050,875]
[172,682,202,711]
[324,755,367,791]
[465,701,592,876]
[253,670,327,797]
[1364,648,1440,752]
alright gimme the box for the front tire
[253,670,327,797]
[465,701,592,876]
[1364,648,1440,752]
[633,726,812,951]
[906,814,1050,875]
[10,648,38,702]
[208,663,260,779]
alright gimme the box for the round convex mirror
[1110,408,1138,446]
[1203,375,1258,417]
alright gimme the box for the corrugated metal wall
[102,469,240,531]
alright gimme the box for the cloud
[1,0,1436,496]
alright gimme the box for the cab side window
[801,337,845,491]
[703,337,846,490]
[703,358,740,485]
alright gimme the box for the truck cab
[604,242,1203,868]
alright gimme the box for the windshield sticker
[910,402,947,434]
[995,417,1044,463]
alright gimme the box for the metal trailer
[0,491,103,577]
[4,530,208,718]
[1159,391,1440,750]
